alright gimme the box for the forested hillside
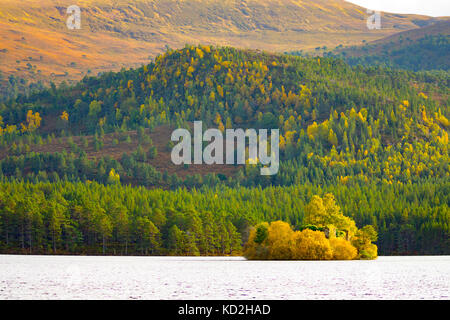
[330,20,450,71]
[0,45,448,255]
[343,34,449,71]
[289,20,450,71]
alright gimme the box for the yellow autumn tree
[217,85,224,98]
[330,238,358,260]
[225,117,233,129]
[418,92,428,99]
[266,221,294,260]
[292,229,333,260]
[307,122,319,141]
[107,168,120,184]
[304,194,357,238]
[21,110,42,132]
[5,125,17,134]
[60,111,69,122]
[328,128,338,147]
[214,113,224,132]
[209,91,215,102]
[195,47,204,59]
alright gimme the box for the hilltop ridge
[0,0,441,87]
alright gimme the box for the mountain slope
[329,20,450,71]
[0,0,439,89]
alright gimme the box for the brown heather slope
[0,126,239,183]
[0,0,441,86]
[372,19,450,44]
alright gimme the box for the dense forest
[0,45,448,256]
[0,180,446,256]
[289,33,450,72]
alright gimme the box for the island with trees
[245,194,377,260]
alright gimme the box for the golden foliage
[330,238,357,260]
[304,194,357,237]
[108,168,120,184]
[267,221,294,259]
[60,111,69,122]
[244,195,377,260]
[418,92,428,99]
[244,220,366,261]
[21,110,42,133]
[292,229,333,260]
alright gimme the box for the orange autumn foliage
[244,221,359,260]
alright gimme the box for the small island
[244,194,378,260]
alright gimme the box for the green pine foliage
[337,34,450,72]
[0,179,447,255]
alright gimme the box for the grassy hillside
[0,0,439,93]
[0,45,448,255]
